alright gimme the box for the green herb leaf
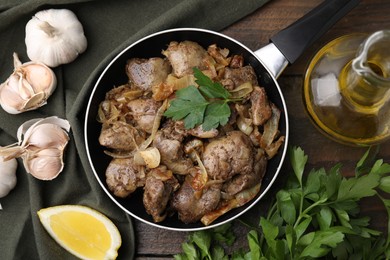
[174,223,235,260]
[194,68,231,99]
[334,208,352,228]
[212,223,235,246]
[369,159,390,177]
[325,164,343,199]
[211,246,228,260]
[163,85,208,129]
[179,242,198,260]
[355,146,380,177]
[285,225,295,255]
[247,230,261,260]
[299,231,344,258]
[260,217,278,249]
[274,240,287,260]
[289,146,307,186]
[317,206,333,230]
[304,168,324,196]
[337,173,380,201]
[276,190,296,225]
[295,216,312,240]
[379,176,390,193]
[165,68,234,130]
[231,249,251,260]
[192,230,211,259]
[202,102,231,131]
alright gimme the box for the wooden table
[134,0,390,258]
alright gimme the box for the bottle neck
[339,31,390,114]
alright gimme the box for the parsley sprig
[164,68,236,131]
[175,147,390,259]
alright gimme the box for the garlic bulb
[0,53,56,114]
[0,151,18,198]
[134,147,161,168]
[25,9,87,67]
[0,116,70,180]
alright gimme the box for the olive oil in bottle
[304,31,390,146]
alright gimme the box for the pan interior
[85,29,288,230]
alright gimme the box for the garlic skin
[0,53,57,114]
[25,9,87,67]
[0,153,18,198]
[0,116,70,181]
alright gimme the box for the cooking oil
[339,60,390,112]
[304,31,390,146]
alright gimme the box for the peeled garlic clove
[0,152,18,198]
[134,147,161,168]
[23,148,63,180]
[0,53,57,114]
[25,9,87,67]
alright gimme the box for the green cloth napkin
[0,0,270,259]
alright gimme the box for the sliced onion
[103,150,133,159]
[191,151,208,191]
[201,183,261,226]
[260,103,281,149]
[168,74,196,91]
[117,89,143,102]
[133,151,145,165]
[265,135,285,159]
[149,166,174,181]
[237,116,253,135]
[139,99,168,151]
[229,82,253,99]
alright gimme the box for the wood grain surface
[134,0,390,258]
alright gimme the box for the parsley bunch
[175,146,390,259]
[164,68,236,131]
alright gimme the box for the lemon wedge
[37,205,122,260]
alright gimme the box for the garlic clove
[23,148,64,180]
[22,123,69,150]
[133,147,161,168]
[0,153,18,198]
[0,53,57,114]
[18,117,70,150]
[25,9,87,67]
[17,116,71,141]
[0,81,27,114]
[22,62,57,95]
[22,92,46,111]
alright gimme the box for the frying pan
[84,0,360,231]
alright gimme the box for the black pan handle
[271,0,361,64]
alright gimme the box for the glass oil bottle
[304,30,390,146]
